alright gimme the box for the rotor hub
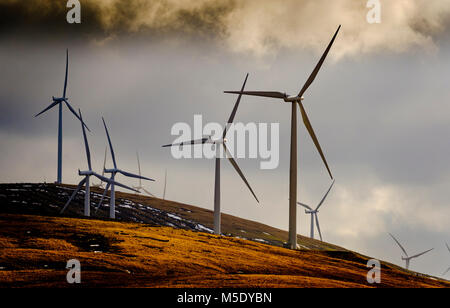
[284,95,304,103]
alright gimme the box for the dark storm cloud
[0,0,104,38]
[0,0,233,41]
[2,0,450,57]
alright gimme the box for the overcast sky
[1,0,450,279]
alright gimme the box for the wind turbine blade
[137,152,141,175]
[142,188,155,197]
[162,138,209,147]
[446,242,450,253]
[118,170,155,182]
[102,117,117,169]
[79,109,92,171]
[223,143,259,203]
[64,100,90,132]
[315,179,335,211]
[443,267,450,276]
[63,49,68,98]
[101,146,107,177]
[163,169,167,200]
[223,73,249,139]
[389,233,408,257]
[95,181,110,212]
[60,178,86,214]
[315,214,323,241]
[297,202,312,211]
[94,172,139,193]
[298,25,341,97]
[299,102,333,179]
[93,172,115,185]
[136,152,142,187]
[410,248,433,259]
[35,101,59,117]
[224,91,287,100]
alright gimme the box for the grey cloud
[2,0,450,57]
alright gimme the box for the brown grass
[0,213,448,288]
[0,183,346,251]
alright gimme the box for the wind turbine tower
[98,118,155,219]
[225,26,340,249]
[60,110,138,217]
[35,49,88,184]
[443,243,450,276]
[163,74,259,235]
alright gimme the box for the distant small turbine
[132,152,155,197]
[163,73,259,235]
[389,233,434,270]
[97,117,155,219]
[35,49,89,184]
[60,110,137,217]
[297,179,334,241]
[443,243,450,276]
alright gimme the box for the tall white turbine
[97,117,155,219]
[443,243,450,276]
[60,110,138,217]
[163,74,259,235]
[92,146,108,189]
[35,49,89,184]
[297,179,335,241]
[225,26,340,249]
[389,233,434,270]
[132,152,155,197]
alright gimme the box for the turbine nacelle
[52,96,67,103]
[283,95,304,103]
[104,168,119,174]
[305,210,318,214]
[212,137,227,145]
[78,170,94,176]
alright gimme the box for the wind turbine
[225,26,340,249]
[443,243,450,276]
[389,233,434,270]
[132,152,155,197]
[297,179,334,241]
[92,147,108,189]
[35,49,89,184]
[163,74,259,235]
[60,110,137,217]
[97,117,155,219]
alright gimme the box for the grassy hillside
[1,183,448,288]
[0,183,344,250]
[0,213,448,288]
